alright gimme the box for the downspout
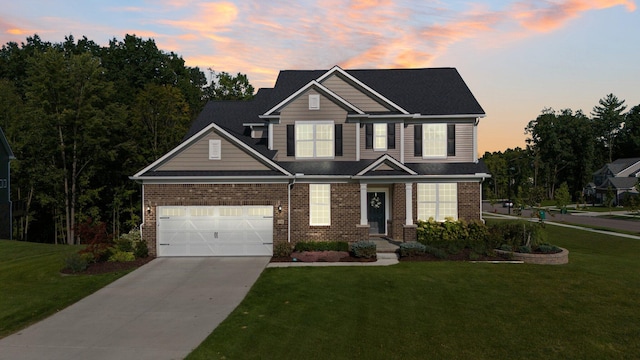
[480,176,485,223]
[288,177,295,243]
[139,183,145,239]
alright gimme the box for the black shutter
[365,123,373,149]
[447,124,456,156]
[414,124,422,157]
[287,124,294,156]
[387,123,395,149]
[335,124,343,156]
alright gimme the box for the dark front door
[367,192,386,234]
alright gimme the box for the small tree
[555,182,571,212]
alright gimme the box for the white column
[405,183,413,225]
[360,183,368,225]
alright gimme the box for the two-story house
[131,66,489,257]
[0,127,15,240]
[587,157,640,205]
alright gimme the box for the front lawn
[0,240,137,338]
[188,226,640,359]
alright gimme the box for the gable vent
[309,94,320,110]
[209,139,221,160]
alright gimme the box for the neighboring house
[0,127,15,240]
[590,158,640,205]
[132,66,490,257]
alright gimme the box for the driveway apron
[0,257,270,360]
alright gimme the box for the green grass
[188,226,640,360]
[0,240,135,338]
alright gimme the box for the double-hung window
[309,184,331,225]
[417,183,458,221]
[423,124,447,158]
[373,123,387,150]
[295,121,334,158]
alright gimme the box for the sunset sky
[1,0,638,154]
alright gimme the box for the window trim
[417,183,458,222]
[295,121,335,159]
[309,184,331,226]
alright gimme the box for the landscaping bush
[350,241,376,258]
[294,241,349,252]
[424,244,448,259]
[399,242,427,257]
[416,219,492,255]
[134,240,149,259]
[108,250,135,262]
[274,242,293,257]
[63,252,89,273]
[537,244,561,254]
[489,220,547,251]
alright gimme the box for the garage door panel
[157,206,273,257]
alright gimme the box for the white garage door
[157,206,273,256]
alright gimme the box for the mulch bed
[61,257,155,275]
[399,248,509,262]
[271,251,376,263]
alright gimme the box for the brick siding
[143,180,481,255]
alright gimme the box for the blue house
[0,127,15,240]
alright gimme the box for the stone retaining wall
[495,247,569,265]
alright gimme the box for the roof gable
[357,154,417,176]
[133,123,291,178]
[262,80,363,116]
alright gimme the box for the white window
[373,123,387,151]
[309,184,331,226]
[296,121,334,159]
[423,124,446,158]
[417,183,458,221]
[209,139,221,160]
[309,94,320,110]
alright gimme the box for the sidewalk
[484,212,640,240]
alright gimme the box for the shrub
[416,219,492,255]
[79,242,112,263]
[537,244,561,254]
[108,251,135,262]
[518,245,532,253]
[350,241,377,258]
[399,242,426,257]
[63,253,88,273]
[489,220,546,251]
[134,240,149,258]
[294,241,349,252]
[113,237,133,252]
[424,244,448,259]
[274,242,293,257]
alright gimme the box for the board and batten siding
[403,121,475,163]
[320,75,389,112]
[157,131,270,171]
[273,89,356,161]
[359,123,402,160]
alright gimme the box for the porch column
[360,183,368,225]
[405,183,413,225]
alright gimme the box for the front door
[367,192,386,234]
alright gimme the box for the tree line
[483,94,640,206]
[0,34,254,244]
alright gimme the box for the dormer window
[308,94,320,110]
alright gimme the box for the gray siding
[157,131,270,171]
[404,121,475,163]
[274,89,355,161]
[320,75,389,112]
[359,123,402,160]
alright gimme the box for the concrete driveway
[0,257,270,360]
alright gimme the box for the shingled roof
[185,67,485,142]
